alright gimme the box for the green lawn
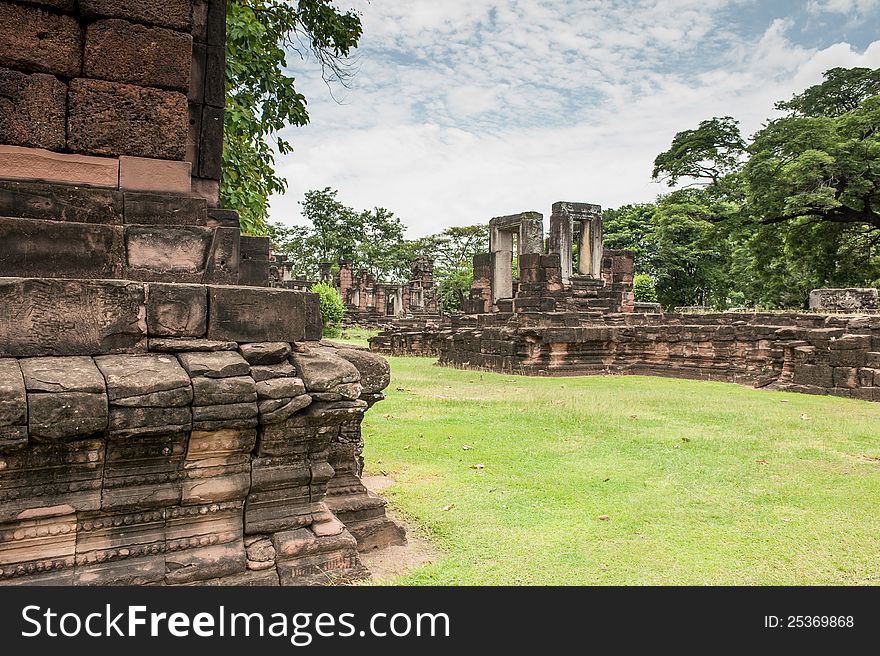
[324,326,379,349]
[362,357,880,585]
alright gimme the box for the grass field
[324,326,379,349]
[362,357,880,585]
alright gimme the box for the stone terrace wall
[432,315,880,401]
[372,312,880,402]
[0,0,404,586]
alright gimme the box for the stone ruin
[372,202,880,403]
[0,0,403,586]
[809,288,878,312]
[270,255,441,327]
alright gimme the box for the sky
[269,0,880,238]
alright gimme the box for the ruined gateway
[0,0,404,585]
[371,204,880,403]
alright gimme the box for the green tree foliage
[774,66,880,117]
[408,225,489,312]
[632,274,657,303]
[652,117,746,187]
[636,66,880,309]
[270,188,408,282]
[223,1,362,235]
[310,280,344,335]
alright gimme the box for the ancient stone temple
[372,202,880,403]
[0,0,403,586]
[270,255,441,327]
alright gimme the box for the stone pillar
[549,203,573,285]
[551,201,602,281]
[489,217,516,304]
[518,212,544,256]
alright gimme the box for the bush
[310,281,345,336]
[633,273,658,303]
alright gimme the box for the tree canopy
[615,66,880,310]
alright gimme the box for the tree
[408,224,489,311]
[223,1,362,235]
[643,66,880,309]
[632,274,657,303]
[775,67,880,118]
[743,95,880,231]
[652,117,746,188]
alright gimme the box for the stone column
[549,203,573,285]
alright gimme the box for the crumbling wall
[429,316,880,401]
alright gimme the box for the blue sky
[269,0,880,237]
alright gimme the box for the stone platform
[0,336,405,586]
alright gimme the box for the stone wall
[0,0,225,204]
[372,311,880,402]
[430,314,880,401]
[0,281,403,585]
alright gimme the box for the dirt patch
[361,474,396,492]
[359,476,439,582]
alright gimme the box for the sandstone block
[125,225,214,282]
[27,392,107,441]
[79,0,194,31]
[146,283,208,337]
[68,79,187,160]
[124,192,207,226]
[94,353,191,402]
[85,19,192,92]
[334,348,391,394]
[0,359,26,428]
[305,293,324,341]
[108,405,191,437]
[0,180,123,224]
[119,157,191,194]
[192,376,257,406]
[0,3,81,77]
[207,286,307,343]
[0,68,66,150]
[0,278,145,358]
[256,377,306,400]
[149,338,237,353]
[177,350,250,378]
[240,342,291,366]
[250,362,297,382]
[290,347,360,392]
[0,217,125,279]
[0,145,119,188]
[21,356,106,394]
[204,226,240,285]
[259,395,312,425]
[191,178,221,207]
[102,432,185,510]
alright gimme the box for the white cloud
[268,1,880,238]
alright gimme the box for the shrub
[310,281,345,336]
[633,273,658,303]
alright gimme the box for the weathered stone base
[0,331,403,586]
[372,312,880,402]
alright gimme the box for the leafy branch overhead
[223,0,362,235]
